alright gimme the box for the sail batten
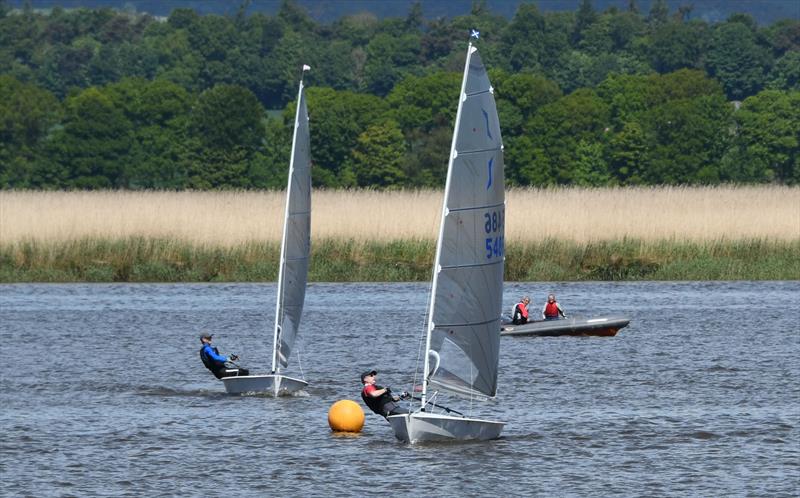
[440,259,503,271]
[454,147,502,154]
[285,255,309,262]
[433,317,501,328]
[465,89,492,96]
[421,43,505,403]
[446,201,505,213]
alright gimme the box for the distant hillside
[9,0,800,25]
[3,0,798,190]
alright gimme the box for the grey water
[1,281,798,497]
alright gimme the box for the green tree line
[1,0,798,189]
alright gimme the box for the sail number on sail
[484,209,504,259]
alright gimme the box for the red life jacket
[512,301,529,325]
[544,301,560,317]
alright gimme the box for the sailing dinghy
[387,40,506,443]
[222,71,312,396]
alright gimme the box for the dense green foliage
[1,0,798,189]
[2,237,798,282]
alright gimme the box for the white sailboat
[223,70,312,396]
[387,40,506,443]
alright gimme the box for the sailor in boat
[199,332,249,379]
[512,296,531,325]
[542,294,568,320]
[360,370,409,418]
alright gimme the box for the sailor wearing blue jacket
[199,332,249,379]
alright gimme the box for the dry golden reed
[1,186,798,246]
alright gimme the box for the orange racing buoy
[328,400,365,433]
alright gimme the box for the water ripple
[1,281,798,496]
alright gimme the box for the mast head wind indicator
[300,64,311,82]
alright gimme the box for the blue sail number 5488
[484,210,504,260]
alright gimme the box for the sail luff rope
[412,281,433,411]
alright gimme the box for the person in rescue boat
[542,294,567,320]
[512,296,531,325]
[199,332,250,379]
[360,370,410,418]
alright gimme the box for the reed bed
[1,187,798,282]
[1,186,798,245]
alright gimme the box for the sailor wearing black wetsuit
[360,370,409,418]
[199,332,249,379]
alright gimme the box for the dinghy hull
[221,374,307,396]
[501,316,630,337]
[387,412,504,444]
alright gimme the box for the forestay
[424,46,505,401]
[272,81,311,372]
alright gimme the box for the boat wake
[229,389,311,398]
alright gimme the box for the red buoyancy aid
[517,301,529,318]
[544,301,560,317]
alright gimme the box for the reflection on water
[1,281,798,495]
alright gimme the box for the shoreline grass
[1,237,797,282]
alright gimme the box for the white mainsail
[388,41,505,443]
[222,72,311,396]
[272,79,311,372]
[421,43,505,403]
